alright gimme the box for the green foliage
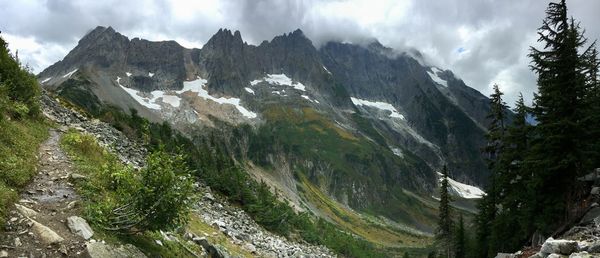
[61,130,195,233]
[0,119,49,227]
[476,1,600,255]
[0,34,40,119]
[70,104,387,257]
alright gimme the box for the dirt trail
[0,128,87,257]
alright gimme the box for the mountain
[38,26,490,238]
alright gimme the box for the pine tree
[527,0,591,234]
[476,84,507,257]
[437,165,452,257]
[454,215,466,258]
[581,43,600,169]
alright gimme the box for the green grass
[0,118,49,226]
[60,130,208,257]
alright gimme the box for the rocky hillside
[0,92,334,257]
[38,26,490,238]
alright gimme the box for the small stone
[66,201,78,210]
[0,250,7,258]
[591,187,600,195]
[66,216,94,239]
[14,237,22,247]
[69,173,87,180]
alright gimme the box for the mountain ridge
[38,25,491,238]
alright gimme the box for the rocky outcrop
[41,92,147,168]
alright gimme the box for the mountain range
[38,26,491,239]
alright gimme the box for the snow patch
[301,95,319,104]
[322,65,331,75]
[116,77,162,110]
[41,77,52,84]
[438,172,485,199]
[391,147,404,158]
[350,97,405,120]
[178,77,257,119]
[250,74,306,91]
[244,87,255,94]
[427,67,448,87]
[148,72,155,77]
[126,72,132,77]
[62,69,78,78]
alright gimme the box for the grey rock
[591,187,600,195]
[0,250,7,258]
[86,241,147,258]
[541,238,579,255]
[580,207,600,225]
[66,216,94,239]
[14,237,22,247]
[569,252,594,258]
[547,254,567,258]
[69,173,87,180]
[587,241,600,253]
[31,220,64,245]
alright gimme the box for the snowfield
[244,87,255,94]
[427,67,448,87]
[41,77,52,84]
[62,69,78,78]
[117,76,257,119]
[178,77,257,119]
[250,74,306,91]
[438,172,485,199]
[350,97,405,120]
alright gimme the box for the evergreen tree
[476,84,507,257]
[527,0,591,234]
[437,165,452,257]
[581,43,600,169]
[454,215,466,258]
[490,94,534,252]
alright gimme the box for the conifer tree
[527,0,591,233]
[454,215,466,258]
[476,84,507,257]
[437,165,452,257]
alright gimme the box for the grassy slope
[254,105,444,253]
[59,130,255,257]
[0,118,49,226]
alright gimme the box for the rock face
[66,216,94,240]
[38,26,499,236]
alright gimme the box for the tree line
[435,1,600,257]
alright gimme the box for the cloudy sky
[1,0,599,106]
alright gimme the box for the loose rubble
[195,185,335,257]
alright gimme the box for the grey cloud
[1,0,598,107]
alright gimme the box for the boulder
[0,250,7,258]
[547,254,567,258]
[591,187,600,195]
[31,220,64,245]
[86,241,147,258]
[587,241,600,253]
[66,216,94,239]
[541,238,579,255]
